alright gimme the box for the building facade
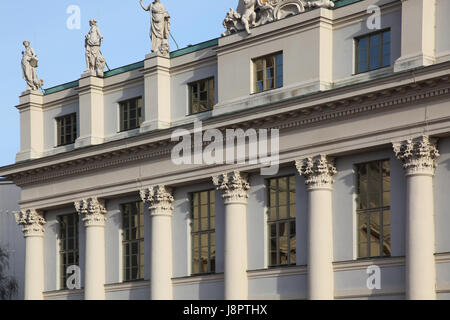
[1,0,450,300]
[0,179,24,300]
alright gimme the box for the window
[189,78,215,114]
[267,176,296,267]
[356,29,391,74]
[356,160,391,259]
[58,213,79,290]
[56,113,77,146]
[253,52,283,94]
[119,97,143,132]
[191,190,215,275]
[122,201,145,282]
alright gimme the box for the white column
[15,209,46,300]
[140,185,174,300]
[213,171,250,300]
[75,197,107,300]
[296,155,336,300]
[394,135,439,300]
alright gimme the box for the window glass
[253,52,283,94]
[59,213,79,289]
[122,201,145,281]
[356,30,391,74]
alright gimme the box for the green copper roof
[170,38,219,58]
[332,0,364,9]
[43,39,218,95]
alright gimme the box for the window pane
[369,34,381,70]
[368,161,381,209]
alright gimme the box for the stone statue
[140,0,171,56]
[21,41,44,91]
[222,0,335,36]
[84,19,107,77]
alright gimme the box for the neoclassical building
[1,0,450,300]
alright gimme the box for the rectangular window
[253,52,283,94]
[191,190,216,275]
[267,176,296,267]
[58,213,79,290]
[356,29,391,74]
[56,113,77,146]
[119,97,143,132]
[356,160,391,259]
[122,201,145,282]
[189,78,215,115]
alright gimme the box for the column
[75,74,105,148]
[213,171,250,300]
[394,0,436,72]
[140,53,171,133]
[15,90,44,162]
[14,209,46,300]
[296,155,336,300]
[140,185,174,300]
[394,135,439,300]
[74,197,107,300]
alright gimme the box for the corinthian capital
[393,135,440,176]
[213,171,250,204]
[14,209,46,237]
[74,197,107,227]
[296,155,337,190]
[140,185,174,216]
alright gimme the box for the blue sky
[0,0,233,167]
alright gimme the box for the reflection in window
[356,29,391,74]
[191,190,216,274]
[267,176,296,267]
[356,160,391,258]
[59,213,79,289]
[119,97,143,132]
[189,78,215,114]
[122,201,145,282]
[56,113,77,147]
[253,52,283,94]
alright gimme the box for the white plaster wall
[332,8,401,80]
[103,85,145,138]
[435,0,450,59]
[170,65,218,123]
[0,182,24,300]
[42,103,79,151]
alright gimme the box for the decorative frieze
[296,155,337,190]
[213,171,250,204]
[74,197,107,227]
[14,209,46,237]
[140,185,174,216]
[393,135,440,176]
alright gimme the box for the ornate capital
[14,209,46,237]
[74,197,107,227]
[140,185,174,216]
[393,135,440,176]
[213,171,250,204]
[296,155,337,190]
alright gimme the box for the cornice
[3,64,450,187]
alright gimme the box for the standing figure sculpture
[241,0,257,34]
[21,41,44,91]
[140,0,171,56]
[85,19,107,77]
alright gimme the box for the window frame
[266,175,296,268]
[188,77,215,115]
[119,97,143,132]
[58,213,79,290]
[56,113,77,147]
[355,159,391,259]
[190,189,216,276]
[121,201,145,282]
[355,28,391,74]
[252,52,283,94]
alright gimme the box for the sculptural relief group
[20,0,334,92]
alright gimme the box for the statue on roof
[84,19,107,77]
[222,0,335,36]
[21,41,44,92]
[140,0,171,56]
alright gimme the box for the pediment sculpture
[222,0,335,36]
